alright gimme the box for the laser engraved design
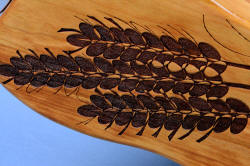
[0,15,249,142]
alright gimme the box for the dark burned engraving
[0,15,250,143]
[112,60,134,74]
[14,72,33,85]
[120,48,141,62]
[82,77,101,89]
[230,118,248,134]
[78,105,100,118]
[100,78,120,90]
[30,72,50,87]
[47,74,66,88]
[75,56,97,72]
[0,64,18,77]
[86,43,107,57]
[76,91,249,142]
[94,57,115,73]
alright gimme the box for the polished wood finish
[0,0,249,165]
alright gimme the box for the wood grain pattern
[0,0,250,165]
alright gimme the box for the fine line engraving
[0,15,249,142]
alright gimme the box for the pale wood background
[0,0,249,165]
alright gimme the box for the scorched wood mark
[58,15,250,142]
[0,15,250,142]
[78,92,250,142]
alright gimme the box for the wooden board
[0,0,250,165]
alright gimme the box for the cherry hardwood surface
[0,1,249,165]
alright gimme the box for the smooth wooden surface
[0,0,249,165]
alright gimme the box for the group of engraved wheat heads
[0,16,249,142]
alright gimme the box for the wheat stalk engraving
[0,15,249,142]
